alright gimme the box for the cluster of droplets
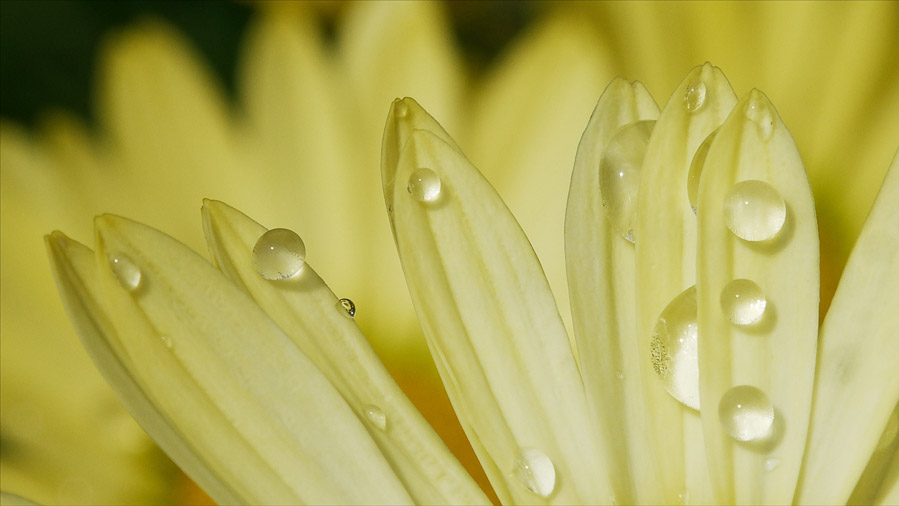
[513,448,556,498]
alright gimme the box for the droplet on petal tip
[252,228,306,280]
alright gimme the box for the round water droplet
[252,228,306,280]
[744,95,775,140]
[407,168,442,203]
[108,253,141,291]
[364,404,387,430]
[687,130,717,214]
[720,279,767,325]
[599,120,656,243]
[337,298,356,318]
[160,335,174,349]
[514,448,556,498]
[684,79,707,112]
[718,385,775,441]
[650,286,700,410]
[765,458,781,471]
[723,180,786,241]
[395,101,409,118]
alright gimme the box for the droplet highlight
[718,385,775,441]
[684,79,707,113]
[723,180,786,241]
[765,458,781,471]
[407,168,442,203]
[514,448,556,498]
[687,130,717,214]
[650,286,700,410]
[252,228,306,280]
[720,279,767,325]
[395,101,409,118]
[744,93,775,140]
[599,120,656,243]
[108,253,141,291]
[364,404,387,430]
[160,335,174,350]
[337,298,356,318]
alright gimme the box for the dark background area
[0,1,538,128]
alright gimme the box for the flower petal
[564,78,661,505]
[201,199,489,505]
[385,106,611,504]
[696,90,819,504]
[796,153,899,505]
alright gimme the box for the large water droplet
[719,385,775,441]
[108,253,141,291]
[407,168,442,203]
[687,130,717,214]
[723,180,786,241]
[684,79,707,113]
[599,120,656,243]
[514,448,556,498]
[252,228,306,280]
[744,95,775,140]
[720,279,767,325]
[650,286,700,410]
[364,404,387,430]
[337,298,356,318]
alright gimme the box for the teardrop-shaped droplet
[744,94,775,140]
[252,228,306,280]
[723,180,786,241]
[720,279,767,325]
[718,385,775,441]
[684,79,707,113]
[687,130,717,214]
[160,335,174,350]
[650,286,700,410]
[407,168,442,203]
[108,253,141,291]
[514,448,556,498]
[599,120,656,243]
[337,298,356,318]
[364,404,387,430]
[765,458,781,471]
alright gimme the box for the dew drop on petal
[599,120,656,243]
[108,253,141,291]
[252,228,306,280]
[364,404,387,430]
[723,180,786,241]
[514,448,556,498]
[395,100,409,118]
[407,168,442,203]
[718,385,775,441]
[765,458,781,471]
[744,95,775,140]
[337,298,356,318]
[160,335,174,350]
[677,489,691,504]
[650,286,700,410]
[684,78,707,113]
[720,279,767,325]
[687,130,717,214]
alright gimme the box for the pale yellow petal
[849,402,899,505]
[0,492,37,506]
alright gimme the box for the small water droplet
[650,286,700,410]
[337,298,356,318]
[718,385,775,441]
[108,253,141,291]
[407,168,442,203]
[514,448,556,498]
[723,180,786,241]
[677,489,691,504]
[252,228,306,280]
[744,94,775,140]
[364,404,387,430]
[616,370,625,380]
[765,457,781,471]
[160,335,174,349]
[720,279,767,325]
[684,79,707,112]
[687,130,717,214]
[395,101,409,118]
[599,120,656,243]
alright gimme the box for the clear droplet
[718,385,775,441]
[720,279,767,325]
[687,130,717,214]
[684,79,707,112]
[677,489,691,504]
[599,120,656,243]
[364,404,387,430]
[407,168,442,203]
[395,100,409,118]
[650,286,700,410]
[337,298,356,318]
[252,228,306,280]
[744,93,775,140]
[514,448,556,498]
[765,458,781,471]
[108,253,141,291]
[160,335,174,350]
[723,180,786,241]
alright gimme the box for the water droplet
[687,130,717,214]
[720,279,767,325]
[723,180,786,242]
[684,79,707,112]
[364,404,387,430]
[650,286,700,410]
[395,101,409,118]
[599,120,656,243]
[718,385,775,441]
[616,370,625,380]
[514,448,556,498]
[160,335,174,349]
[407,168,442,203]
[252,228,306,280]
[765,458,781,471]
[677,489,691,504]
[108,253,141,291]
[337,298,356,318]
[744,94,775,140]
